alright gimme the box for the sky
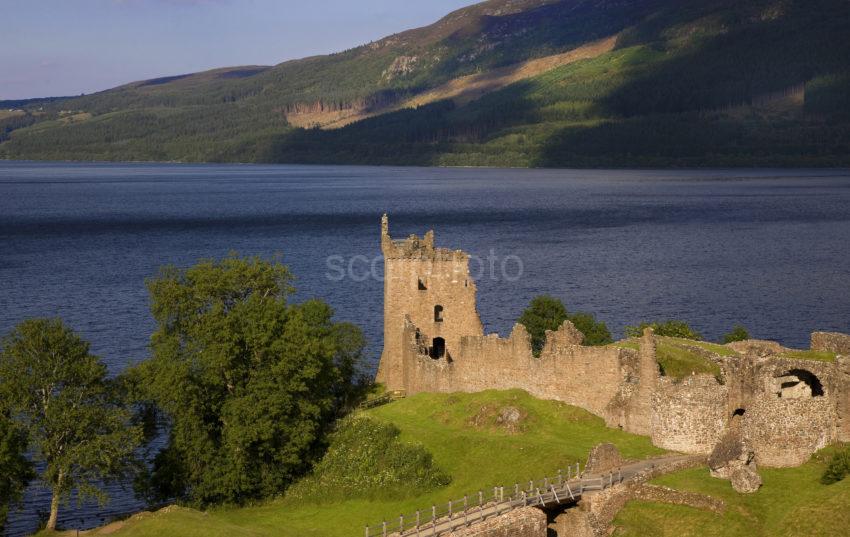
[1,0,477,100]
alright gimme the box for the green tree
[131,255,365,506]
[625,320,702,340]
[0,319,142,531]
[518,296,612,356]
[722,325,750,343]
[0,412,33,533]
[518,296,568,357]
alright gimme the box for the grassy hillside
[42,390,663,537]
[614,445,850,536]
[3,0,850,166]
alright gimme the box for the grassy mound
[614,445,850,537]
[287,417,450,503]
[56,390,662,537]
[613,338,723,381]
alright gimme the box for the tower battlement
[380,214,465,261]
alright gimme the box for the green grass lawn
[613,446,850,537]
[48,390,662,537]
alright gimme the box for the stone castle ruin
[375,215,850,470]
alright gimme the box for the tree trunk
[46,471,64,531]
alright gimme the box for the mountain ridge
[2,0,849,167]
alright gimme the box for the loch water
[2,161,850,535]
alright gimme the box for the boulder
[708,431,762,494]
[730,465,763,494]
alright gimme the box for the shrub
[722,325,750,343]
[822,446,850,485]
[288,417,450,502]
[625,320,702,340]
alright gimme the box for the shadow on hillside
[535,0,850,166]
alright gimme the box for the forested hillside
[2,0,849,166]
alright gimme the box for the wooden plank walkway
[363,454,692,537]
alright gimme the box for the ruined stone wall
[746,396,835,466]
[742,357,837,467]
[834,356,850,442]
[376,216,850,468]
[811,331,850,354]
[616,330,657,436]
[651,375,728,454]
[377,215,483,391]
[402,320,632,421]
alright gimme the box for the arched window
[418,278,427,291]
[434,305,444,323]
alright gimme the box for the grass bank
[46,390,663,537]
[614,445,850,536]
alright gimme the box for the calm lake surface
[2,161,850,534]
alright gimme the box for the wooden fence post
[479,490,483,507]
[382,521,387,537]
[399,514,404,533]
[448,500,452,519]
[365,525,369,537]
[416,510,420,536]
[463,495,468,526]
[558,469,563,485]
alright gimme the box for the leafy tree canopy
[130,255,366,507]
[625,320,703,341]
[0,319,141,530]
[518,295,612,356]
[0,412,33,534]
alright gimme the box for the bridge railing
[363,462,625,537]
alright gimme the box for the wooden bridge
[363,454,691,537]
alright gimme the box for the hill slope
[2,0,850,166]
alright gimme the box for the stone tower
[376,214,483,391]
